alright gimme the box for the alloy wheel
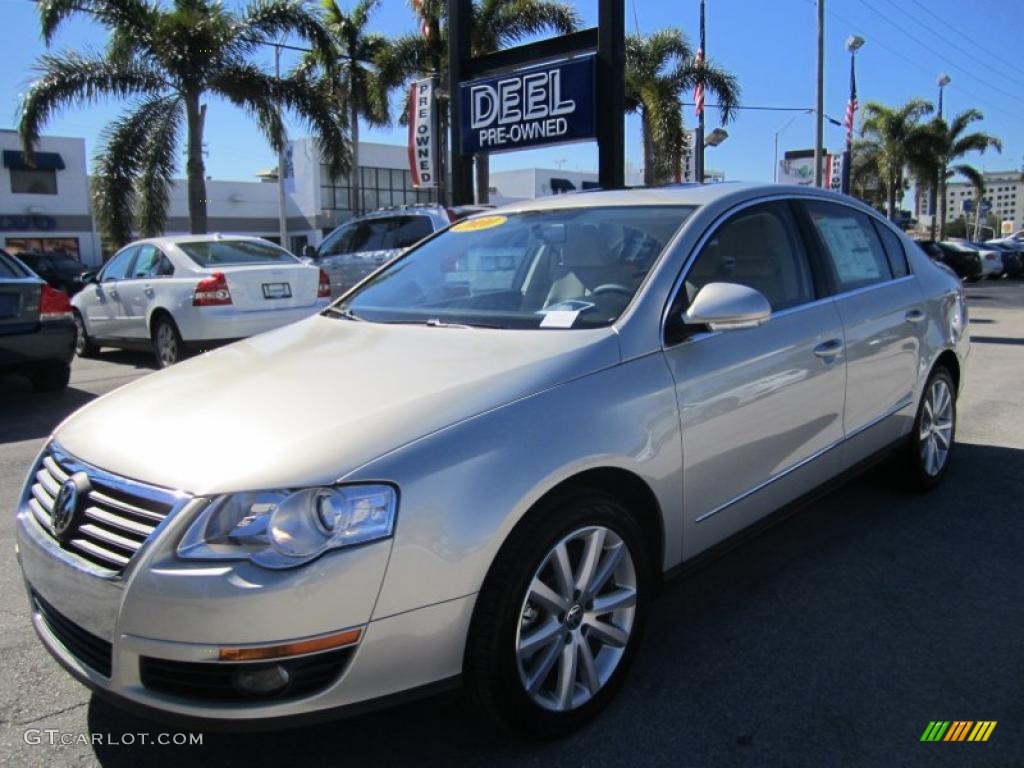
[73,314,87,355]
[155,322,179,367]
[515,525,637,712]
[920,378,954,476]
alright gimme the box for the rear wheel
[464,490,651,737]
[30,361,70,392]
[152,315,186,368]
[73,311,100,358]
[904,367,956,491]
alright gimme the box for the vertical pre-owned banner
[408,78,437,188]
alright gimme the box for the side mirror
[302,244,319,260]
[683,282,771,331]
[81,271,97,284]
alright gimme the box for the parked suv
[305,206,456,298]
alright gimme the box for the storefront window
[5,237,80,258]
[320,164,436,215]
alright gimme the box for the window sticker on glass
[813,215,883,283]
[450,215,507,233]
[539,310,580,328]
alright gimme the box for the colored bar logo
[920,721,997,742]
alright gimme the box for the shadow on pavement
[82,442,1024,767]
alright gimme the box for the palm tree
[625,30,738,186]
[302,0,392,215]
[859,99,934,222]
[849,138,886,210]
[19,0,350,245]
[380,0,580,203]
[909,110,1001,240]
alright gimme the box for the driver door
[82,246,137,340]
[662,201,847,558]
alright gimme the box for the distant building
[1,130,101,265]
[917,170,1023,233]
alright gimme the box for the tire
[904,366,956,491]
[30,361,70,393]
[464,489,651,738]
[151,315,186,368]
[73,311,100,358]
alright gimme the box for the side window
[130,245,164,278]
[804,202,893,291]
[358,217,398,252]
[872,220,910,277]
[320,223,356,256]
[100,247,136,281]
[681,202,816,313]
[393,216,435,249]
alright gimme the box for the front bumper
[15,445,473,727]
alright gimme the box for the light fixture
[937,73,951,87]
[704,128,729,147]
[846,35,865,53]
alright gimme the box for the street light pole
[935,73,952,239]
[813,0,825,187]
[841,35,864,196]
[694,0,706,184]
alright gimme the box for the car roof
[489,182,881,216]
[130,234,280,247]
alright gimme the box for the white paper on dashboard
[540,310,580,328]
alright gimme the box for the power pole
[813,0,825,187]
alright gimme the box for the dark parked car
[15,250,95,296]
[982,240,1024,278]
[0,249,75,391]
[915,240,982,281]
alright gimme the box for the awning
[2,150,66,171]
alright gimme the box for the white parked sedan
[72,235,331,367]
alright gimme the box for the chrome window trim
[661,194,919,350]
[695,395,914,524]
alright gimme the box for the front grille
[33,592,113,677]
[139,650,353,702]
[25,444,181,575]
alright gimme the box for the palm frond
[39,0,158,46]
[136,97,184,236]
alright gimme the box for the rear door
[799,200,926,466]
[83,246,137,339]
[0,251,42,339]
[320,217,399,296]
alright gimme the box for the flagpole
[841,35,864,196]
[694,0,706,184]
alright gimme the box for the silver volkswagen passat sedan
[16,183,968,736]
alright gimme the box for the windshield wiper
[322,306,363,321]
[383,318,504,329]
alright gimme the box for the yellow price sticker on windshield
[450,215,507,233]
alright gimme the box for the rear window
[178,240,297,268]
[0,250,32,278]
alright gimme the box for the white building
[918,170,1023,234]
[1,130,101,265]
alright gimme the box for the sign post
[448,0,624,205]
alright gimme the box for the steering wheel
[591,283,633,297]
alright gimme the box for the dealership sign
[407,77,437,188]
[460,55,596,155]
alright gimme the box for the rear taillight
[193,272,232,306]
[39,284,72,321]
[318,269,331,298]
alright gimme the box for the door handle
[905,308,926,324]
[108,288,119,299]
[144,284,155,297]
[813,338,844,359]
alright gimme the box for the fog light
[233,664,291,695]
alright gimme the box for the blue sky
[2,0,1022,185]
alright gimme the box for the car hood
[54,316,620,493]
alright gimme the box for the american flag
[693,48,705,118]
[844,61,858,143]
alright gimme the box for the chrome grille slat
[83,506,156,537]
[23,444,185,575]
[86,489,166,522]
[28,497,52,529]
[36,468,60,498]
[43,455,68,482]
[31,483,54,512]
[78,523,145,551]
[70,538,130,567]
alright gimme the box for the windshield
[178,239,298,268]
[337,206,694,329]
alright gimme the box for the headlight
[177,485,397,569]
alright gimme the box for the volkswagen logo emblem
[51,472,88,541]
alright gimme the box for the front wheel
[464,490,651,737]
[73,311,100,357]
[904,367,956,491]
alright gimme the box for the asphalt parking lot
[1,282,1022,767]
